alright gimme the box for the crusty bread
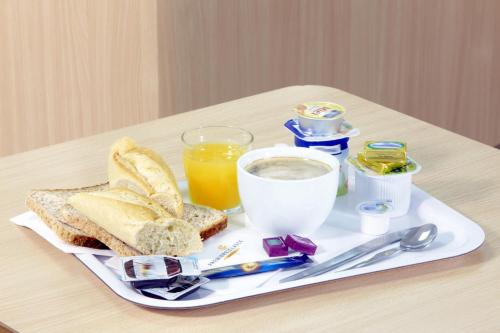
[67,189,203,256]
[62,203,141,256]
[62,204,202,257]
[182,204,228,240]
[108,137,184,218]
[59,202,227,256]
[25,185,108,249]
[26,184,228,252]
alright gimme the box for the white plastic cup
[357,201,393,235]
[351,160,421,217]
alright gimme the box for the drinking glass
[182,126,253,213]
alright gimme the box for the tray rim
[73,184,485,309]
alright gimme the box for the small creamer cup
[237,146,340,236]
[349,157,421,217]
[294,102,346,136]
[357,201,393,235]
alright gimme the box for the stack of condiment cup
[348,141,421,217]
[284,102,359,196]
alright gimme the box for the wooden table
[1,86,499,333]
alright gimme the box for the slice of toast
[26,184,108,249]
[26,184,228,250]
[183,204,227,240]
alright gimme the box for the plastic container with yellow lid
[294,102,345,136]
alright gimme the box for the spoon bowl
[400,223,438,251]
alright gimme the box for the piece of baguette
[59,202,228,256]
[67,189,202,256]
[108,137,184,218]
[26,184,227,252]
[182,204,228,240]
[25,185,108,249]
[61,203,141,256]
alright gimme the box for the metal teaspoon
[342,223,438,271]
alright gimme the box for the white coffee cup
[237,146,339,236]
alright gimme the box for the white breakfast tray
[14,182,485,309]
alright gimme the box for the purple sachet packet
[263,237,289,257]
[284,234,317,255]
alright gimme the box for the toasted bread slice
[25,185,108,249]
[108,137,184,217]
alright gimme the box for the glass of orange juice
[182,126,253,213]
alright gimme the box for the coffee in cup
[245,157,332,180]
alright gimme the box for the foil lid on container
[347,155,421,177]
[284,119,359,142]
[294,102,351,137]
[295,101,345,119]
[357,201,393,216]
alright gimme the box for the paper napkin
[10,211,115,256]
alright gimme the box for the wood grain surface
[158,0,500,147]
[0,86,499,333]
[0,0,159,156]
[1,0,499,157]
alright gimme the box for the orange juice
[183,143,247,210]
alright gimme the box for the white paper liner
[10,211,115,256]
[9,211,290,292]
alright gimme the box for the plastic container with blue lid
[284,119,359,196]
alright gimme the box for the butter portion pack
[350,140,421,176]
[363,141,407,164]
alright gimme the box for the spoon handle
[341,247,402,271]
